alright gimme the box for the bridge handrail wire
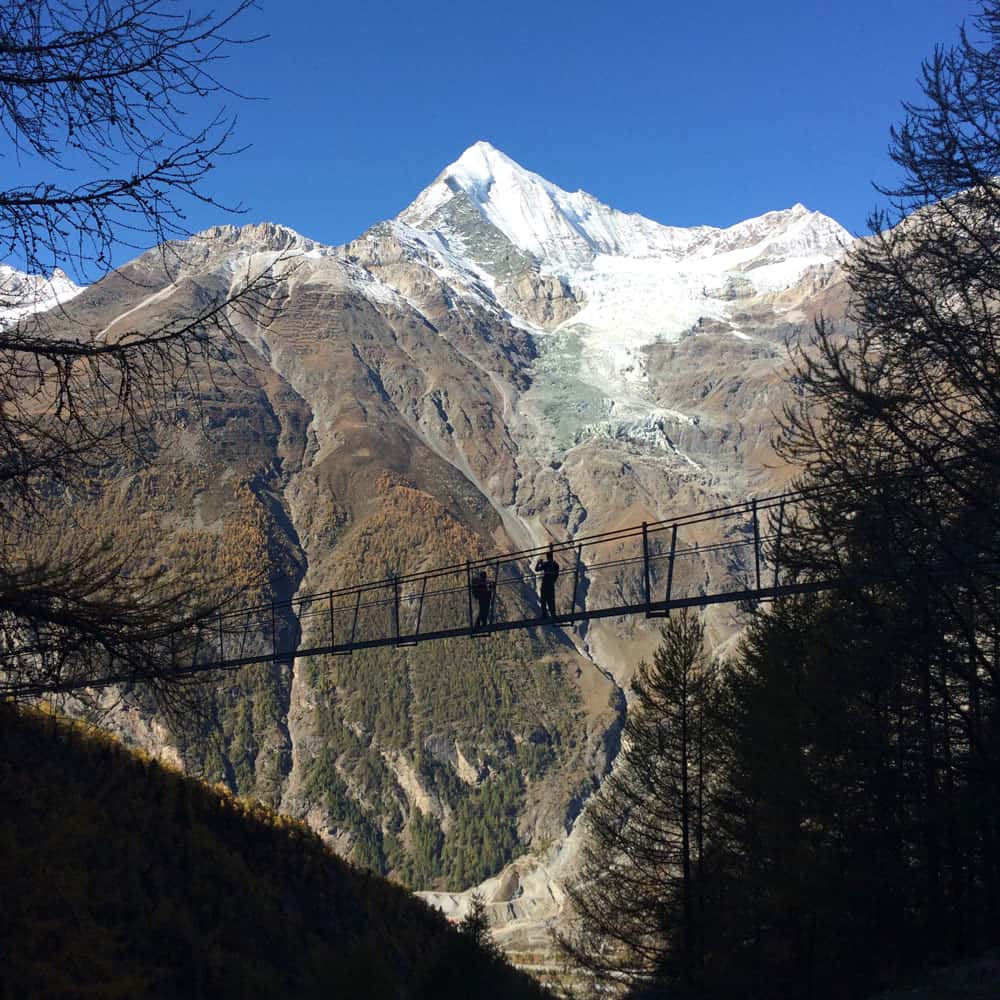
[209,490,812,627]
[2,488,849,697]
[10,459,985,697]
[210,529,789,626]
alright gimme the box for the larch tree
[0,0,281,701]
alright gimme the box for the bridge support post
[466,561,474,634]
[665,523,678,615]
[393,575,401,641]
[571,545,583,622]
[349,589,361,649]
[271,602,277,660]
[642,521,652,616]
[218,613,225,663]
[751,499,762,600]
[414,577,427,636]
[491,560,501,625]
[772,499,786,592]
[328,592,336,646]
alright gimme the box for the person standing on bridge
[472,570,495,628]
[535,546,560,619]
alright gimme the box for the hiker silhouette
[471,570,494,627]
[535,547,559,619]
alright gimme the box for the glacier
[399,139,852,406]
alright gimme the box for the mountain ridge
[400,139,850,276]
[0,262,83,326]
[10,141,856,975]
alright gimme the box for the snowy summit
[397,141,852,389]
[401,140,851,278]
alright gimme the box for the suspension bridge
[187,489,831,669]
[4,489,839,698]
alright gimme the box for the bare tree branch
[0,0,277,701]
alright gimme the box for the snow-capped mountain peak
[400,141,851,279]
[402,139,632,268]
[444,140,534,199]
[392,142,856,402]
[0,264,84,327]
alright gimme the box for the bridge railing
[0,489,836,695]
[194,490,813,670]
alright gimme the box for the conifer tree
[561,611,716,996]
[568,7,1000,996]
[0,1,278,699]
[737,0,1000,982]
[708,594,922,997]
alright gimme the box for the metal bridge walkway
[184,489,832,677]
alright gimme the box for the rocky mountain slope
[15,141,854,961]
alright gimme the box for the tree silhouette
[560,611,717,996]
[0,0,281,700]
[565,5,1000,996]
[738,0,1000,986]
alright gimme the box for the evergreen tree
[703,2,1000,990]
[707,595,923,998]
[568,7,1000,996]
[459,892,500,959]
[561,611,717,996]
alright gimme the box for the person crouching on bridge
[472,570,494,628]
[535,547,560,619]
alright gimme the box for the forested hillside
[0,704,549,999]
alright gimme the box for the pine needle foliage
[561,611,717,997]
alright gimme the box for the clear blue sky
[116,1,993,250]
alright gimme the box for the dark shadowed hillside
[0,704,550,999]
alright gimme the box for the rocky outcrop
[496,269,580,329]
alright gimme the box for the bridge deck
[182,489,834,674]
[200,581,834,675]
[4,488,838,697]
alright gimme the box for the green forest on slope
[0,704,550,999]
[297,633,588,888]
[161,470,607,890]
[59,432,609,893]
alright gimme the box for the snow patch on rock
[0,264,84,327]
